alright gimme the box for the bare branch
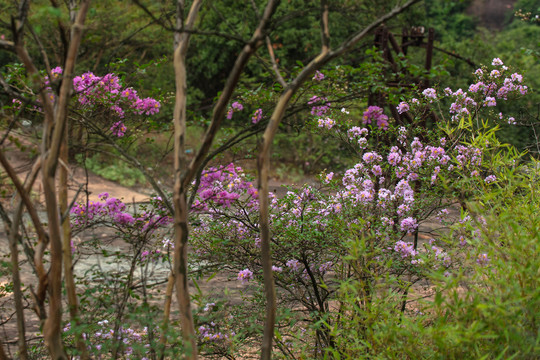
[0,39,15,51]
[131,0,176,31]
[25,22,52,74]
[320,0,330,53]
[265,36,287,87]
[0,150,49,253]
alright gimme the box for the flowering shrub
[181,59,529,356]
[11,66,161,138]
[20,58,533,358]
[398,59,527,124]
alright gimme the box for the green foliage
[324,138,539,359]
[77,153,146,187]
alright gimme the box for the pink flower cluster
[64,320,152,358]
[226,101,244,119]
[362,106,389,129]
[20,67,162,138]
[193,163,258,210]
[397,58,527,123]
[73,71,161,121]
[198,323,233,343]
[312,70,325,81]
[318,117,335,129]
[237,268,253,284]
[252,108,263,123]
[308,96,331,117]
[71,193,172,233]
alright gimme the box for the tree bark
[59,122,88,359]
[172,1,203,357]
[39,1,91,358]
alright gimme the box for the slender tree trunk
[159,272,175,359]
[172,1,202,357]
[40,2,91,357]
[59,123,88,359]
[0,199,27,360]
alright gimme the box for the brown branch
[72,109,173,213]
[0,201,28,360]
[0,39,15,51]
[319,0,330,53]
[26,23,51,74]
[0,152,46,359]
[432,45,477,68]
[159,272,175,360]
[131,0,176,32]
[265,36,287,87]
[49,0,70,61]
[0,150,49,256]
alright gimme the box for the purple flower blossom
[396,101,409,114]
[318,117,335,129]
[226,101,244,119]
[387,152,401,166]
[110,121,127,137]
[286,259,301,271]
[511,73,523,83]
[491,58,503,66]
[484,97,496,107]
[324,172,334,183]
[312,70,325,81]
[318,261,332,273]
[237,268,253,284]
[251,108,263,124]
[231,101,243,111]
[362,106,389,129]
[400,217,418,234]
[394,241,417,258]
[484,175,496,184]
[490,70,500,78]
[422,88,437,102]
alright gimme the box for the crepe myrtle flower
[312,70,325,81]
[251,108,263,124]
[237,268,253,284]
[422,88,437,102]
[226,101,244,119]
[110,121,127,137]
[484,175,496,184]
[400,217,418,234]
[362,106,389,129]
[396,101,409,114]
[491,58,503,66]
